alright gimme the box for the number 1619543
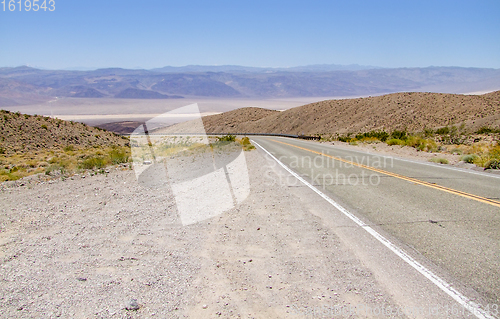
[2,0,55,11]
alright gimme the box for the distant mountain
[114,88,183,99]
[1,65,500,106]
[151,63,380,73]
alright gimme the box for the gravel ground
[1,150,405,318]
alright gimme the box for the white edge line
[252,140,495,319]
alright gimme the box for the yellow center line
[270,139,500,208]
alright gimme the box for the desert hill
[0,110,129,154]
[201,91,500,135]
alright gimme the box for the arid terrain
[201,91,500,135]
[1,148,410,318]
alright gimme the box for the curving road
[252,136,500,318]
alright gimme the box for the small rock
[125,299,140,311]
[76,277,87,282]
[202,304,208,309]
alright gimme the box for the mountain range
[1,65,500,106]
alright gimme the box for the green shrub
[338,135,351,143]
[63,145,75,152]
[387,138,404,146]
[45,164,63,175]
[460,154,477,163]
[360,137,380,144]
[41,124,48,130]
[476,126,499,134]
[108,148,129,164]
[355,131,389,142]
[240,137,251,146]
[429,158,449,164]
[423,128,434,137]
[485,159,500,169]
[391,130,407,140]
[80,156,107,169]
[436,126,450,135]
[217,135,236,142]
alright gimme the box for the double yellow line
[271,139,500,208]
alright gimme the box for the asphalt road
[252,136,500,316]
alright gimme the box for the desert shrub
[79,156,107,169]
[108,147,129,164]
[460,154,477,163]
[338,135,351,143]
[406,137,439,152]
[63,145,75,152]
[390,130,407,140]
[489,146,500,158]
[238,137,255,151]
[349,139,358,145]
[217,135,236,143]
[473,156,491,168]
[41,124,48,130]
[45,164,63,175]
[404,136,422,148]
[387,138,404,146]
[429,158,449,164]
[355,131,389,142]
[0,147,5,154]
[239,137,251,146]
[476,126,500,134]
[423,128,434,137]
[450,148,462,155]
[436,126,450,135]
[360,137,380,144]
[485,159,500,169]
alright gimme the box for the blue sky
[0,0,499,69]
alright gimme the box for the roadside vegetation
[0,145,131,182]
[323,125,500,169]
[0,110,132,182]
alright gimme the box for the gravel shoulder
[0,149,409,318]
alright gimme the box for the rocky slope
[0,110,129,154]
[201,91,500,135]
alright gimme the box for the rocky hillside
[201,91,500,135]
[0,110,129,154]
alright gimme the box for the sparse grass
[109,147,130,164]
[79,156,107,170]
[460,154,477,163]
[403,136,438,152]
[0,145,131,181]
[387,138,404,146]
[476,126,500,134]
[359,137,380,144]
[429,158,449,164]
[237,136,255,151]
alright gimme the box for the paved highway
[252,136,500,318]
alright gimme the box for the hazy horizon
[1,1,499,70]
